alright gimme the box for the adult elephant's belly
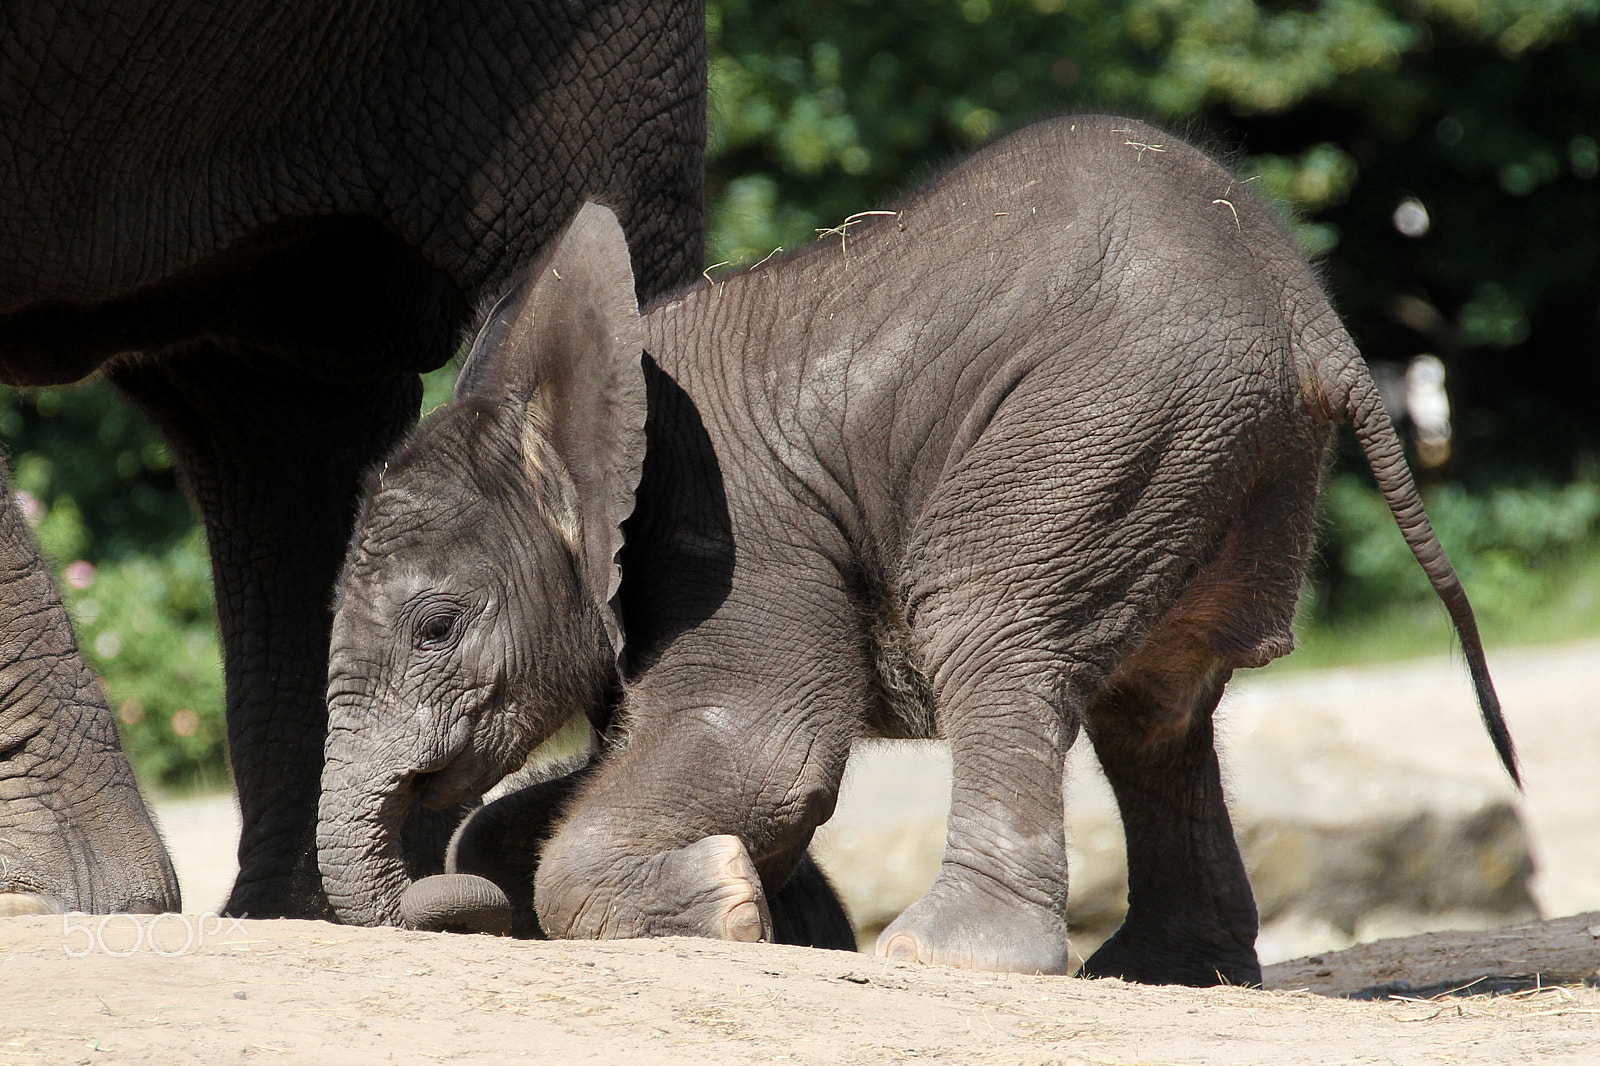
[0,215,467,388]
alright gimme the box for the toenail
[882,934,922,963]
[726,901,766,943]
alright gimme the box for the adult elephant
[0,0,705,919]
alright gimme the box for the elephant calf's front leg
[534,694,853,946]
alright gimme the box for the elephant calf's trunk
[399,874,513,935]
[316,761,416,927]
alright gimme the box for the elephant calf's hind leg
[1081,665,1261,987]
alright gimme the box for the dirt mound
[1265,910,1600,998]
[7,914,1599,1064]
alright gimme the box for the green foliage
[1292,471,1600,666]
[0,382,191,558]
[59,532,229,791]
[2,382,226,792]
[419,361,461,417]
[1320,472,1600,613]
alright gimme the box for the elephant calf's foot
[643,835,772,943]
[874,876,1069,974]
[1080,923,1261,987]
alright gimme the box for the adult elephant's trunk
[317,721,416,927]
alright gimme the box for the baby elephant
[321,114,1517,986]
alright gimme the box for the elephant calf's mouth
[412,754,501,809]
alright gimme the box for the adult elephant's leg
[0,468,179,914]
[770,851,856,951]
[1080,666,1262,987]
[107,348,424,919]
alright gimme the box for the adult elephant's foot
[537,833,773,943]
[1080,921,1261,987]
[769,852,856,950]
[874,875,1069,974]
[0,892,166,916]
[0,892,62,916]
[225,845,333,920]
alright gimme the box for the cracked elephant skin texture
[0,467,179,916]
[325,116,1516,984]
[0,0,706,919]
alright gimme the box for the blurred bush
[1297,469,1600,664]
[1320,473,1600,620]
[2,382,227,792]
[57,532,228,791]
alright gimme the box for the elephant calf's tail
[1311,344,1521,788]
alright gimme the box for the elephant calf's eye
[415,613,458,650]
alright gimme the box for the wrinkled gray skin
[0,473,179,916]
[399,756,855,948]
[327,116,1517,984]
[0,0,704,918]
[319,206,853,947]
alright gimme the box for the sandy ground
[5,914,1599,1065]
[7,644,1595,1063]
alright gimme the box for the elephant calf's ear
[457,204,647,655]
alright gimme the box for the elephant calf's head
[318,204,648,927]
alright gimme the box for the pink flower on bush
[64,560,96,590]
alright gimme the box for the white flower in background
[1406,353,1451,467]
